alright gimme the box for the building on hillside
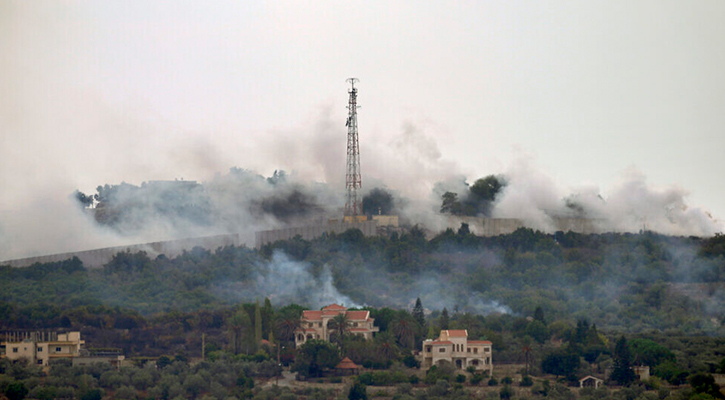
[633,365,650,381]
[1,331,84,367]
[295,304,379,348]
[73,349,126,369]
[419,329,493,374]
[579,375,604,388]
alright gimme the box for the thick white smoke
[246,251,360,309]
[491,157,722,236]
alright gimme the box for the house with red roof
[295,304,379,348]
[419,329,493,374]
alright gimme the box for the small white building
[419,330,493,374]
[2,331,84,367]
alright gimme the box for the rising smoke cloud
[215,250,361,310]
[490,155,721,236]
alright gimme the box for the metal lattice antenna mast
[344,78,361,217]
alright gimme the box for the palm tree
[275,315,301,346]
[391,318,416,350]
[375,331,399,362]
[521,344,532,375]
[227,310,251,355]
[328,313,351,348]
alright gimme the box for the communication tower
[344,78,362,219]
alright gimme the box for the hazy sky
[1,1,724,252]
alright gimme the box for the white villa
[295,304,379,347]
[419,329,493,374]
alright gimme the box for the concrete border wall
[255,221,377,248]
[1,234,241,269]
[448,216,600,236]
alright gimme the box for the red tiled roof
[446,330,468,337]
[467,340,492,345]
[323,304,347,311]
[346,311,370,320]
[336,357,361,369]
[302,311,323,320]
[430,341,453,345]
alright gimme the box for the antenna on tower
[344,78,362,220]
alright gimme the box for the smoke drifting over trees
[440,175,506,217]
[362,188,394,216]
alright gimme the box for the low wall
[1,234,241,269]
[255,221,377,248]
[448,216,600,236]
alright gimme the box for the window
[485,348,490,352]
[12,347,18,353]
[37,347,43,352]
[308,323,313,328]
[56,347,62,352]
[426,346,432,352]
[37,360,43,365]
[318,323,322,327]
[439,348,446,353]
[474,348,478,354]
[472,360,479,365]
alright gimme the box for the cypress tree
[611,335,636,386]
[262,297,274,340]
[255,299,263,345]
[413,298,426,327]
[440,307,450,330]
[533,306,545,325]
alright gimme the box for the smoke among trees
[440,175,506,217]
[362,188,394,216]
[74,168,333,238]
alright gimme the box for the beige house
[295,304,379,347]
[2,331,84,367]
[419,330,493,374]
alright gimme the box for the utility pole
[276,343,281,386]
[201,333,205,362]
[344,78,362,219]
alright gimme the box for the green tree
[348,381,368,400]
[391,315,416,350]
[525,320,549,344]
[262,297,274,340]
[533,306,546,325]
[440,308,450,330]
[80,389,103,400]
[412,298,426,328]
[629,338,675,367]
[610,336,636,386]
[6,382,29,400]
[293,340,341,378]
[228,309,253,355]
[541,351,580,379]
[275,313,301,346]
[689,373,725,399]
[440,192,462,215]
[329,313,351,347]
[254,299,263,345]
